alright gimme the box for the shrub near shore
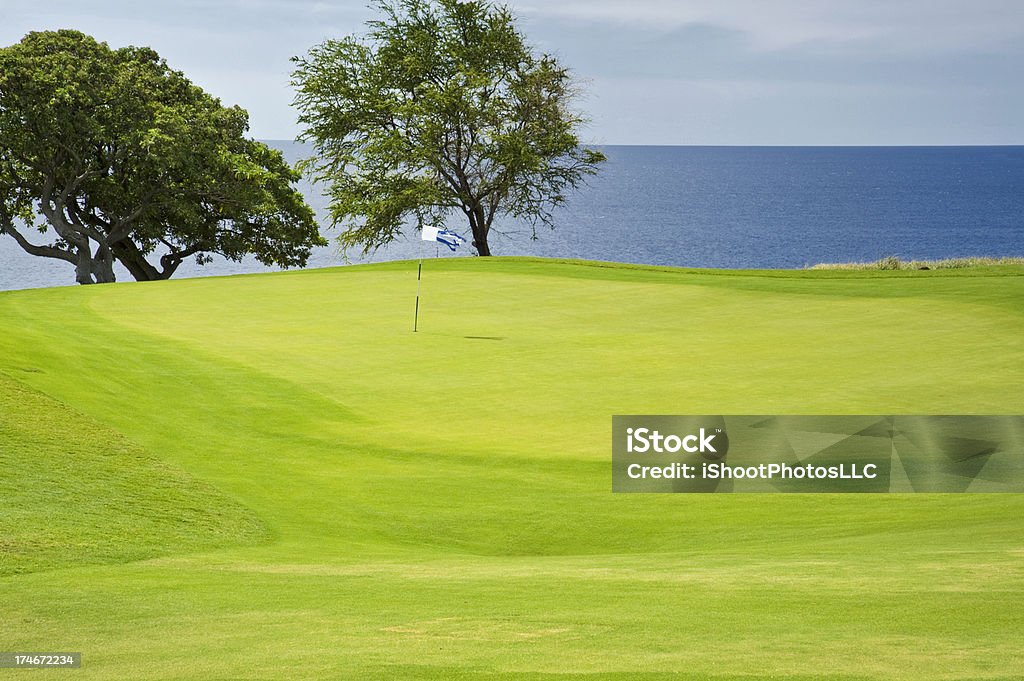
[811,255,1024,270]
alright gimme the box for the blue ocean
[2,145,1022,290]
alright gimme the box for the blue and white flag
[421,226,467,252]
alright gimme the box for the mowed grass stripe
[0,372,268,576]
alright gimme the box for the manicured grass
[0,373,267,577]
[1,257,1023,679]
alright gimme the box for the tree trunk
[74,247,95,285]
[91,242,117,283]
[36,200,99,285]
[469,205,491,256]
[473,233,492,256]
[111,240,163,281]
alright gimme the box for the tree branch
[0,221,77,263]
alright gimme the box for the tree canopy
[0,30,325,285]
[291,0,605,256]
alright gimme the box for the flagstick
[413,259,422,333]
[415,226,465,332]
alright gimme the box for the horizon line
[258,140,1024,148]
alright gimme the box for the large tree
[0,30,325,285]
[291,0,604,256]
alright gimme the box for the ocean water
[2,145,1022,290]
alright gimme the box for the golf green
[2,257,1022,679]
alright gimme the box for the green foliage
[810,255,1024,270]
[291,0,605,256]
[0,30,325,284]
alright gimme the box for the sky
[2,0,1022,145]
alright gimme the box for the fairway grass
[0,374,267,577]
[1,257,1023,679]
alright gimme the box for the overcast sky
[3,0,1022,144]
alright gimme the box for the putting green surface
[1,257,1023,679]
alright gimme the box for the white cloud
[512,0,1024,53]
[2,0,1021,142]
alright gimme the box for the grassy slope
[0,373,268,576]
[1,257,1022,680]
